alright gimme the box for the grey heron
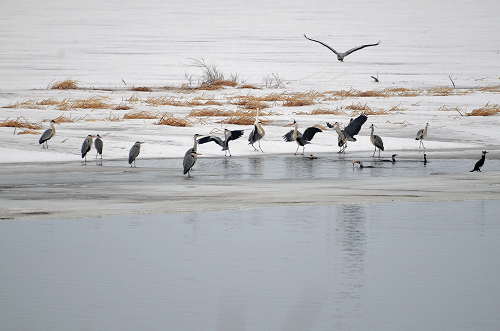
[304,34,380,62]
[128,141,143,167]
[282,119,322,155]
[416,123,429,149]
[248,119,265,152]
[327,113,367,153]
[198,128,244,157]
[470,151,488,172]
[81,135,94,163]
[94,134,103,159]
[353,161,374,168]
[39,120,56,148]
[369,124,384,157]
[183,134,203,177]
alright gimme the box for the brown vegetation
[49,79,79,90]
[0,116,42,129]
[467,103,500,116]
[123,111,160,120]
[154,113,194,126]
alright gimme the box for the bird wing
[282,129,296,142]
[304,34,340,56]
[129,145,140,163]
[39,128,53,144]
[343,41,380,57]
[81,138,91,156]
[197,135,224,147]
[326,122,334,129]
[94,138,103,153]
[227,130,244,142]
[302,127,322,142]
[248,126,263,144]
[183,148,196,174]
[344,114,367,140]
[374,135,384,150]
[415,129,424,140]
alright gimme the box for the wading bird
[128,141,143,167]
[94,134,103,159]
[81,135,93,163]
[353,161,374,168]
[416,123,429,149]
[248,119,265,152]
[327,113,367,153]
[183,134,203,177]
[283,119,322,155]
[39,120,57,148]
[198,128,244,157]
[304,34,380,62]
[369,124,384,157]
[470,151,488,172]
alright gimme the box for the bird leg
[258,141,264,153]
[294,145,300,155]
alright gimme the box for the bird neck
[193,136,198,151]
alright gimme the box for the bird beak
[196,153,202,155]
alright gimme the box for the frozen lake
[1,200,500,330]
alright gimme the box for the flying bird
[416,123,429,149]
[183,134,203,177]
[283,119,322,155]
[248,118,265,152]
[327,113,367,153]
[369,124,384,157]
[198,128,244,157]
[470,151,488,172]
[39,120,57,148]
[129,141,143,167]
[81,135,93,163]
[94,134,103,159]
[304,34,380,62]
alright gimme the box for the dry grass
[123,111,160,120]
[230,97,270,110]
[388,103,407,112]
[49,79,79,90]
[143,96,220,107]
[54,114,79,123]
[114,103,134,110]
[294,107,347,116]
[467,103,500,116]
[3,100,45,109]
[239,84,261,89]
[131,86,152,92]
[0,116,43,129]
[479,85,500,93]
[197,80,238,90]
[105,112,121,121]
[17,129,41,135]
[188,108,232,117]
[154,113,194,126]
[58,96,115,110]
[215,109,264,125]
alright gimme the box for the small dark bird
[416,123,429,149]
[470,151,488,172]
[81,135,93,163]
[129,141,143,167]
[369,124,384,157]
[423,153,427,165]
[39,120,57,148]
[379,154,397,163]
[183,134,203,177]
[353,161,374,168]
[308,154,317,160]
[94,134,103,159]
[283,119,322,155]
[304,34,380,62]
[198,128,244,157]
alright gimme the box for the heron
[416,123,429,149]
[353,161,374,168]
[94,134,103,159]
[470,151,488,172]
[248,119,265,152]
[327,113,367,153]
[129,141,143,167]
[183,134,203,177]
[283,119,322,155]
[369,124,384,157]
[304,34,380,62]
[39,120,57,148]
[198,128,244,157]
[81,135,94,163]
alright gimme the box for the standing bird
[304,34,380,62]
[416,123,429,149]
[39,120,57,148]
[327,113,367,153]
[81,135,93,163]
[128,141,143,167]
[470,151,488,172]
[198,128,244,157]
[369,124,384,157]
[183,134,203,177]
[283,119,322,155]
[94,134,103,159]
[248,119,265,152]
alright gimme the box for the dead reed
[123,111,160,120]
[467,103,500,116]
[0,116,42,129]
[49,79,79,90]
[479,85,500,93]
[188,108,232,117]
[154,113,194,126]
[58,96,114,110]
[131,86,153,92]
